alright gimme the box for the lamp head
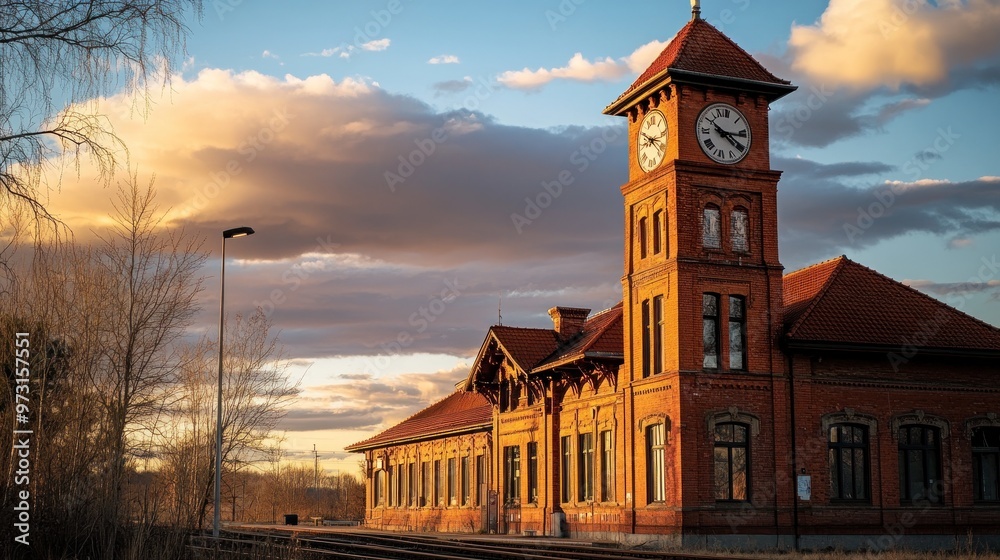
[223,226,255,239]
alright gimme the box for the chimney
[548,307,591,339]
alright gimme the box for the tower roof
[604,17,795,116]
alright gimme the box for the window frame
[728,295,746,371]
[527,442,539,504]
[600,429,615,502]
[714,422,750,502]
[561,435,572,503]
[702,293,720,370]
[828,423,870,503]
[639,216,648,259]
[972,427,1000,503]
[646,423,666,504]
[578,432,595,502]
[653,209,663,255]
[653,295,664,375]
[703,205,721,249]
[641,299,651,378]
[374,469,385,507]
[503,445,521,503]
[897,424,943,505]
[731,207,749,253]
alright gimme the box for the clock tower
[604,3,797,542]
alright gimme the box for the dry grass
[726,552,1000,560]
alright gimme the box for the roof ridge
[785,255,848,339]
[784,254,847,280]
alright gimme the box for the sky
[40,0,1000,475]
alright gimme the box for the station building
[347,6,1000,550]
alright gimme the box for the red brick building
[348,8,1000,551]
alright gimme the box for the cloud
[47,68,627,360]
[777,160,1000,266]
[498,39,668,90]
[432,76,473,95]
[304,38,390,59]
[262,50,280,60]
[905,278,1000,297]
[279,367,468,434]
[428,54,460,65]
[788,0,1000,91]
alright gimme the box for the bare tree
[0,0,202,233]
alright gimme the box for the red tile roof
[345,391,491,451]
[490,326,561,373]
[607,18,792,113]
[783,256,1000,353]
[533,303,624,371]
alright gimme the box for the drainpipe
[788,353,799,551]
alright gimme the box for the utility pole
[313,444,319,490]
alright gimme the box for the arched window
[714,422,750,501]
[374,469,386,507]
[646,423,666,503]
[731,208,749,252]
[703,206,721,249]
[898,425,942,504]
[828,424,869,501]
[653,210,663,255]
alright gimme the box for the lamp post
[214,226,255,538]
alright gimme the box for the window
[408,463,417,507]
[703,206,721,249]
[829,424,869,501]
[578,433,594,502]
[601,430,615,502]
[421,461,430,506]
[375,470,385,507]
[653,295,664,375]
[475,454,485,506]
[731,208,748,252]
[461,456,471,506]
[561,436,572,503]
[703,294,719,369]
[433,460,442,506]
[527,442,539,503]
[639,217,648,258]
[714,422,749,501]
[395,464,404,507]
[898,425,941,504]
[448,457,457,506]
[387,466,394,506]
[647,423,666,503]
[653,210,663,255]
[728,296,746,370]
[973,427,1000,502]
[503,445,521,502]
[641,299,651,378]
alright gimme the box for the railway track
[189,529,750,560]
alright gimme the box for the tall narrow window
[639,217,648,258]
[703,206,721,249]
[641,299,651,378]
[396,464,404,507]
[578,433,594,502]
[714,423,749,501]
[653,210,663,255]
[899,425,941,504]
[421,461,430,507]
[433,459,442,506]
[561,436,572,503]
[375,470,385,507]
[475,454,485,506]
[973,427,1000,502]
[527,442,539,503]
[503,445,521,502]
[829,424,869,501]
[408,463,417,506]
[653,295,664,375]
[731,208,748,252]
[647,423,666,503]
[448,457,457,506]
[388,466,395,507]
[461,456,471,506]
[728,295,746,370]
[703,293,719,369]
[600,430,615,502]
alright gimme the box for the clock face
[637,109,668,173]
[696,103,751,164]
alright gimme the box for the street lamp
[214,226,255,538]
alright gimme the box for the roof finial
[691,0,702,20]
